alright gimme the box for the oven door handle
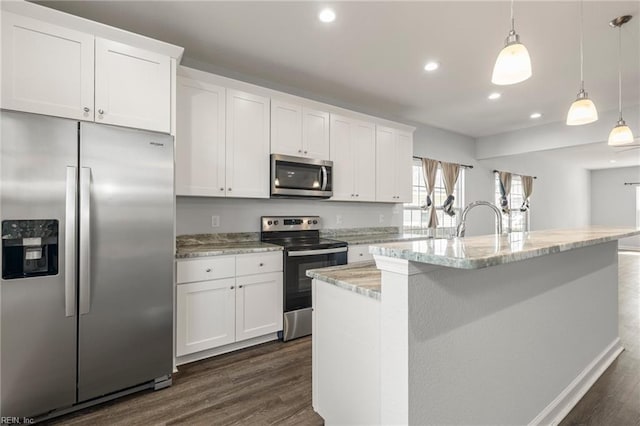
[288,247,347,257]
[320,166,328,191]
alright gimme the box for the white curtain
[441,162,461,217]
[498,171,512,214]
[421,158,439,229]
[520,175,534,211]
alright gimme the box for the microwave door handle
[321,166,328,191]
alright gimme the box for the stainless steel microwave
[271,154,333,199]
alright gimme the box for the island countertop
[369,226,640,270]
[307,262,381,300]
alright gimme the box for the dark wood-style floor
[49,252,640,426]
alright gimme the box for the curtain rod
[493,169,537,179]
[412,156,474,169]
[624,182,640,186]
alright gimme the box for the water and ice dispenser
[1,220,59,279]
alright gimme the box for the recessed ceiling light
[609,160,617,163]
[530,112,542,119]
[424,61,439,72]
[488,92,501,100]
[318,8,336,23]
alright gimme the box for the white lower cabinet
[347,244,374,264]
[176,252,283,358]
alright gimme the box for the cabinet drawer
[236,251,282,276]
[348,245,373,263]
[177,256,235,284]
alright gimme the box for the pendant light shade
[566,0,598,126]
[608,15,634,146]
[492,0,532,85]
[608,120,634,146]
[567,90,598,125]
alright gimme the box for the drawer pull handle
[206,268,212,272]
[230,286,234,290]
[238,285,243,289]
[259,263,264,267]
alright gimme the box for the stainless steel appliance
[261,216,347,341]
[0,110,174,420]
[270,154,333,199]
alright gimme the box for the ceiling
[538,140,640,170]
[35,1,640,138]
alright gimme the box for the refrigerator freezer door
[0,111,78,417]
[77,122,174,401]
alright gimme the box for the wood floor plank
[47,252,640,425]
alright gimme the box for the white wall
[591,166,640,249]
[176,197,403,235]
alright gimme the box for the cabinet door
[352,120,377,202]
[329,114,354,201]
[375,126,397,202]
[1,12,94,121]
[95,38,171,133]
[303,107,330,160]
[226,89,270,198]
[395,130,414,203]
[176,278,236,356]
[176,77,226,196]
[271,99,302,157]
[235,272,283,341]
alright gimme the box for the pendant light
[608,15,634,146]
[491,0,532,85]
[566,0,598,125]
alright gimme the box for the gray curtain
[520,175,533,211]
[498,171,512,214]
[421,158,439,229]
[441,162,461,217]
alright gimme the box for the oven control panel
[261,216,321,232]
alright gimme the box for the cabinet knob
[98,109,104,115]
[228,188,232,191]
[220,187,224,191]
[239,285,243,289]
[359,253,363,257]
[298,149,302,153]
[304,151,308,154]
[83,107,90,113]
[259,263,264,267]
[206,268,212,272]
[356,194,359,197]
[230,286,234,290]
[351,194,355,197]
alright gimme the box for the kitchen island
[308,226,640,426]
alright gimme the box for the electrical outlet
[336,214,343,225]
[379,214,385,224]
[211,215,220,228]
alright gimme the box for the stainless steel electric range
[261,216,347,341]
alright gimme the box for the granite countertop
[176,233,282,259]
[369,226,640,270]
[307,262,381,301]
[320,226,429,245]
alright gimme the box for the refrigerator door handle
[65,166,77,317]
[79,167,91,315]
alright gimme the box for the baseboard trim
[529,337,624,426]
[175,333,279,366]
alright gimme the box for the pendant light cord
[618,26,623,120]
[579,0,584,90]
[510,0,515,32]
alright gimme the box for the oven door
[284,246,347,312]
[271,154,333,198]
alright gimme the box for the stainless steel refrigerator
[0,110,174,419]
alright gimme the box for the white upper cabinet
[302,107,330,160]
[330,114,376,202]
[95,38,171,133]
[376,126,413,202]
[176,77,226,197]
[271,99,330,160]
[1,12,95,121]
[226,89,270,198]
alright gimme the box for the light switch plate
[211,215,220,228]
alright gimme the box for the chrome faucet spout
[456,201,503,237]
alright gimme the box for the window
[404,159,464,237]
[494,174,529,232]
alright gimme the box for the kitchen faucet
[456,201,503,237]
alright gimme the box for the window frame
[404,159,465,237]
